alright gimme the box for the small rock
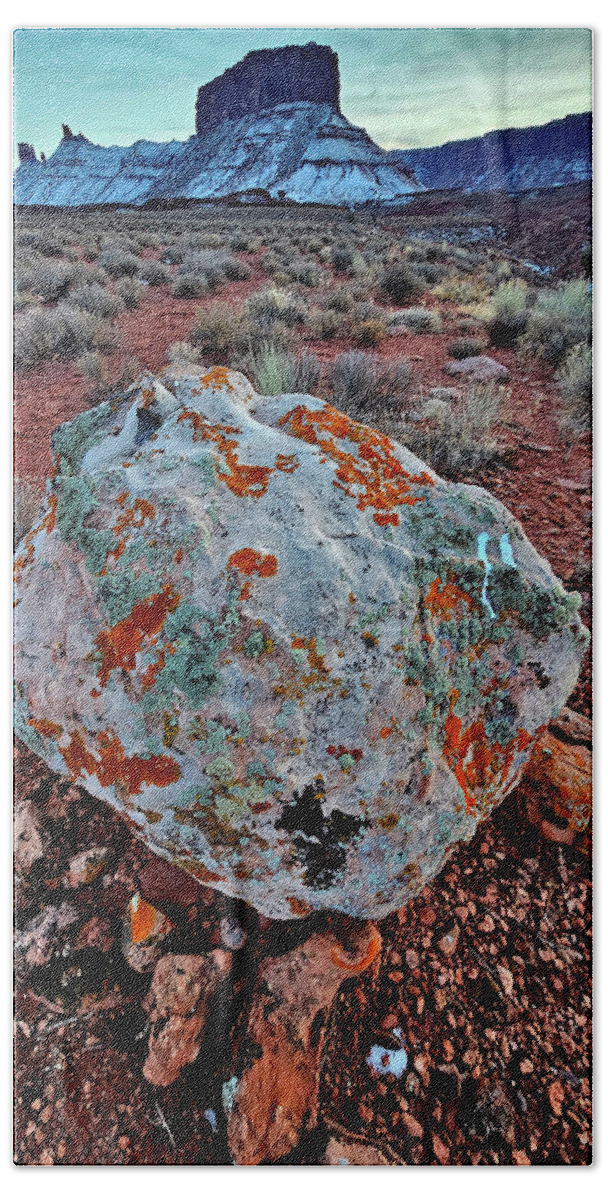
[227,923,381,1165]
[420,907,436,927]
[438,923,460,956]
[443,354,509,383]
[220,916,247,951]
[143,950,231,1086]
[548,1079,565,1116]
[479,914,495,933]
[402,1111,424,1139]
[123,893,174,974]
[65,847,109,887]
[405,948,419,969]
[324,1137,393,1165]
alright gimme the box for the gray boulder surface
[14,369,587,919]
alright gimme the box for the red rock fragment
[142,950,231,1087]
[227,922,381,1165]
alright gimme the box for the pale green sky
[13,27,592,159]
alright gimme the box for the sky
[13,27,592,160]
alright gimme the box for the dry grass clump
[245,288,306,330]
[389,307,442,334]
[557,343,592,437]
[189,302,250,360]
[327,350,415,422]
[402,382,504,478]
[14,303,114,371]
[244,343,321,396]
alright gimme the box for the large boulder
[14,368,587,920]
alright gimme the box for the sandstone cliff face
[195,43,340,135]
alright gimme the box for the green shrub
[308,309,346,340]
[68,282,123,318]
[390,307,442,334]
[189,302,249,359]
[522,278,592,364]
[246,342,321,396]
[98,245,141,277]
[116,277,144,309]
[245,288,305,329]
[447,337,485,360]
[330,245,354,273]
[139,259,170,286]
[557,342,592,436]
[379,262,424,304]
[14,303,111,371]
[14,255,76,303]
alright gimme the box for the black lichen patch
[276,776,366,890]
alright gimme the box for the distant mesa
[13,42,592,208]
[195,43,341,134]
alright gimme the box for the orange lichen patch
[13,539,35,582]
[175,858,223,884]
[228,548,278,577]
[40,495,57,533]
[331,925,382,973]
[112,497,156,538]
[116,491,129,506]
[178,410,274,499]
[140,388,155,410]
[174,548,184,564]
[443,694,531,813]
[278,402,434,525]
[292,635,328,674]
[141,647,167,692]
[29,717,63,740]
[286,896,314,917]
[379,813,399,830]
[425,577,473,621]
[129,893,160,944]
[274,454,299,474]
[61,728,180,794]
[199,366,235,393]
[95,585,180,687]
[379,726,393,740]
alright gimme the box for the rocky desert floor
[13,195,592,1164]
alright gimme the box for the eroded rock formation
[195,42,340,135]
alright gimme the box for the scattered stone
[443,355,509,383]
[324,1136,394,1165]
[123,893,174,974]
[16,903,79,967]
[219,916,247,951]
[519,714,592,842]
[227,922,381,1165]
[65,847,109,887]
[143,951,231,1087]
[438,924,460,956]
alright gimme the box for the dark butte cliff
[195,42,340,135]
